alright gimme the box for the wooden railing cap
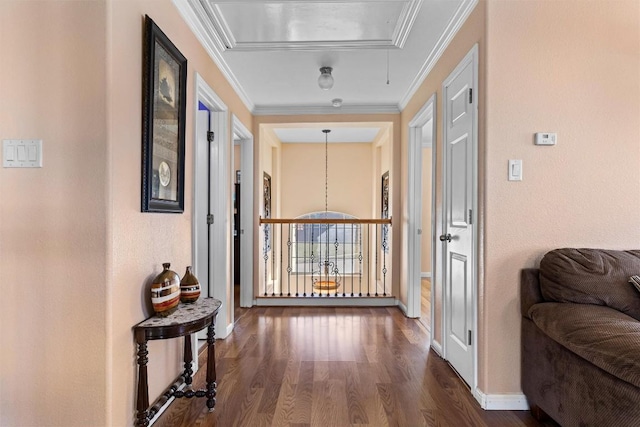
[259,217,392,225]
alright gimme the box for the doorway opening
[407,94,437,336]
[255,122,396,306]
[231,115,254,317]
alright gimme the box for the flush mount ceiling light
[318,66,334,90]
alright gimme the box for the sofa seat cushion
[539,248,640,320]
[529,302,640,388]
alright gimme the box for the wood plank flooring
[154,306,556,427]
[420,278,431,330]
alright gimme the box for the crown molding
[173,0,255,112]
[392,0,423,49]
[398,0,477,111]
[216,40,404,52]
[200,0,422,51]
[253,104,401,116]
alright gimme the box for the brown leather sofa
[521,248,640,427]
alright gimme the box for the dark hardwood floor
[155,306,555,427]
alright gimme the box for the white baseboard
[255,296,397,307]
[397,300,409,315]
[473,388,529,410]
[421,272,431,278]
[430,339,443,357]
[213,322,233,339]
[148,381,187,426]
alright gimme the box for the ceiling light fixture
[318,66,334,90]
[331,98,342,108]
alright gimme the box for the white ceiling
[174,0,477,115]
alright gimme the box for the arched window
[292,211,361,275]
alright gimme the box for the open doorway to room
[231,115,254,319]
[407,94,436,333]
[419,121,434,330]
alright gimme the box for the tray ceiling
[200,0,422,51]
[174,0,477,114]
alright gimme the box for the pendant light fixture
[323,129,331,217]
[318,67,334,90]
[313,128,341,294]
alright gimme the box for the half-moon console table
[132,297,222,427]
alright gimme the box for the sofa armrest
[521,268,544,319]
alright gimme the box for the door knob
[439,233,452,242]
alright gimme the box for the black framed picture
[263,172,272,252]
[141,15,187,213]
[381,171,390,253]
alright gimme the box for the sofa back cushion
[539,248,640,320]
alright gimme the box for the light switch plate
[509,159,523,181]
[3,139,43,168]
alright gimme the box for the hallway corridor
[155,307,554,427]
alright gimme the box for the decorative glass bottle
[180,266,201,304]
[150,263,181,317]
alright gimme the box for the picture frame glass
[151,41,181,203]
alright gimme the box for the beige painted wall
[281,143,373,218]
[481,0,640,393]
[0,2,109,426]
[1,0,252,425]
[109,1,251,424]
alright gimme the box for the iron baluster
[288,224,293,297]
[382,225,387,297]
[271,222,276,296]
[279,223,283,297]
[310,223,315,297]
[334,224,339,297]
[375,224,379,297]
[263,222,268,296]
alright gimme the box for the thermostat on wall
[535,133,557,146]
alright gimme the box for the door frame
[193,73,232,338]
[231,115,254,308]
[407,95,438,342]
[441,44,479,390]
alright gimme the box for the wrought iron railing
[258,218,392,298]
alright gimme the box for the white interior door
[194,108,212,343]
[442,46,477,387]
[193,74,231,339]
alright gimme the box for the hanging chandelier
[313,128,341,293]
